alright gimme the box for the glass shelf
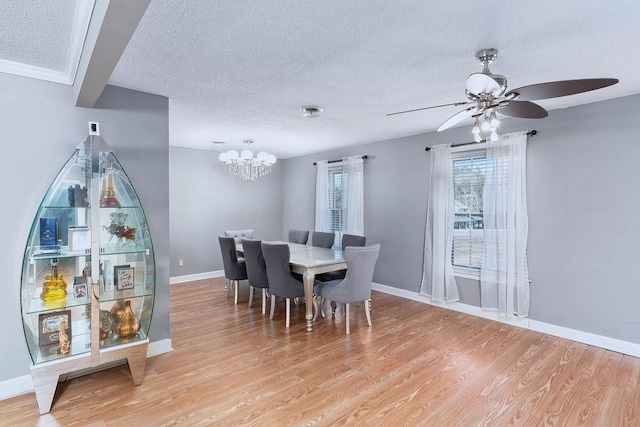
[100,285,153,303]
[25,288,90,315]
[34,317,91,364]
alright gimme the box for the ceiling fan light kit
[389,48,619,141]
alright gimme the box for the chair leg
[261,289,267,315]
[364,299,372,327]
[234,280,239,305]
[225,279,229,298]
[313,296,319,321]
[248,285,254,308]
[345,303,350,334]
[285,298,291,328]
[270,295,276,319]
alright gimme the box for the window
[328,165,343,247]
[452,150,489,271]
[315,156,364,248]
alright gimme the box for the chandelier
[218,139,277,181]
[471,109,500,142]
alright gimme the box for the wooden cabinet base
[30,339,149,414]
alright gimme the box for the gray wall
[1,75,169,383]
[282,94,640,345]
[169,146,283,275]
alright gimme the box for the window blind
[328,165,343,247]
[452,149,488,270]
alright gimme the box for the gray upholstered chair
[224,228,254,244]
[317,234,367,282]
[313,243,380,334]
[341,233,367,249]
[218,236,248,304]
[311,231,335,248]
[241,238,270,314]
[288,229,309,245]
[261,242,306,327]
[224,229,254,260]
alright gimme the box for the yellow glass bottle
[40,259,68,302]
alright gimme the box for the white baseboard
[170,270,224,284]
[0,375,33,401]
[372,282,640,358]
[0,338,173,402]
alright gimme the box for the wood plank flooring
[2,277,640,426]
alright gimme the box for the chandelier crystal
[218,139,276,181]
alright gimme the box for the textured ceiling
[0,0,94,84]
[3,1,640,158]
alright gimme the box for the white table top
[237,241,344,268]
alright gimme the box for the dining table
[237,241,346,331]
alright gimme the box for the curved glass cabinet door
[20,133,155,365]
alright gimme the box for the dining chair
[224,228,254,259]
[224,229,254,244]
[317,234,367,282]
[218,236,248,304]
[313,243,381,334]
[261,242,306,327]
[311,231,335,248]
[288,229,309,245]
[241,238,270,314]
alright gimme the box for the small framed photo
[68,226,91,253]
[73,282,87,299]
[114,265,134,290]
[39,310,71,347]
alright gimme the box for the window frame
[451,143,487,279]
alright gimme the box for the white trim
[170,270,224,285]
[0,1,95,85]
[372,282,640,358]
[66,0,96,85]
[453,268,480,281]
[0,61,72,85]
[451,142,486,153]
[0,374,33,401]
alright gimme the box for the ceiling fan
[387,48,618,141]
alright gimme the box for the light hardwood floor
[2,277,640,426]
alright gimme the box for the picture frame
[114,265,134,290]
[39,310,71,347]
[68,226,91,253]
[73,279,87,299]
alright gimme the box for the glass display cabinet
[20,123,155,414]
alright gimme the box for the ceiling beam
[74,0,151,108]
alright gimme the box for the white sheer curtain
[342,156,364,235]
[420,144,459,302]
[481,131,530,317]
[314,160,331,232]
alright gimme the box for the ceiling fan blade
[386,101,472,116]
[506,78,618,101]
[437,106,478,132]
[465,73,501,96]
[499,101,548,118]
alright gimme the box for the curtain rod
[313,155,368,165]
[424,130,537,152]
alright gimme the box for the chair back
[288,229,309,244]
[311,231,335,248]
[224,228,254,245]
[342,234,366,249]
[242,239,268,289]
[218,236,247,280]
[340,244,381,302]
[261,242,305,298]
